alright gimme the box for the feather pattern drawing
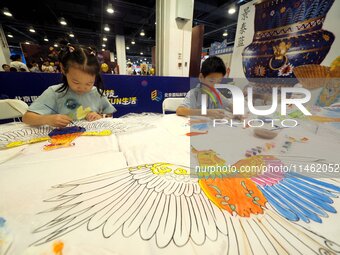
[0,118,155,149]
[31,148,340,254]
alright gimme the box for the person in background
[126,62,133,75]
[51,62,58,73]
[22,44,116,127]
[176,56,236,119]
[41,60,54,73]
[9,67,17,72]
[1,64,10,72]
[10,54,29,72]
[27,61,40,72]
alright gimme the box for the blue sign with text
[0,73,190,117]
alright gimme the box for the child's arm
[85,112,102,121]
[85,112,113,121]
[22,111,73,127]
[176,106,226,118]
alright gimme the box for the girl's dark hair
[56,42,104,96]
[10,54,21,61]
[200,56,226,77]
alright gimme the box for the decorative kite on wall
[0,118,155,149]
[31,148,340,254]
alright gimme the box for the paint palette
[254,128,279,139]
[245,142,276,157]
[44,126,86,151]
[280,136,309,153]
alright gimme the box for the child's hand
[207,109,226,119]
[46,114,73,127]
[86,112,102,121]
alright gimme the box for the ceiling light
[3,7,12,17]
[223,30,228,37]
[103,37,108,41]
[104,24,110,32]
[126,46,130,50]
[7,33,13,38]
[102,44,106,47]
[131,40,135,45]
[140,52,143,55]
[102,49,105,51]
[29,27,36,33]
[106,3,114,14]
[144,58,146,60]
[25,41,30,45]
[140,29,145,36]
[228,7,236,14]
[54,43,58,47]
[59,17,67,26]
[69,32,75,37]
[43,36,49,42]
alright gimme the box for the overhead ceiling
[0,0,252,59]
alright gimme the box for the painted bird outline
[31,149,340,254]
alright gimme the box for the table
[1,115,340,255]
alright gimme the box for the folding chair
[0,99,29,120]
[162,98,184,114]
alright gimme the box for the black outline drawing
[31,163,340,254]
[0,118,155,149]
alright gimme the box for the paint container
[254,128,278,139]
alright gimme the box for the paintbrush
[270,124,300,131]
[44,104,76,126]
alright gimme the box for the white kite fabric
[0,117,156,149]
[31,163,340,254]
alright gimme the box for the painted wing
[31,163,340,255]
[234,155,340,223]
[33,163,228,248]
[0,118,155,149]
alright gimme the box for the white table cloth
[0,115,339,255]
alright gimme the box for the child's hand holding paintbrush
[43,104,75,128]
[22,104,74,128]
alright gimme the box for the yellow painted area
[130,163,189,176]
[150,163,173,175]
[83,130,112,136]
[174,168,188,175]
[6,137,49,148]
[76,105,92,120]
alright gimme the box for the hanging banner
[209,40,234,56]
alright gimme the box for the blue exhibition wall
[0,72,190,117]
